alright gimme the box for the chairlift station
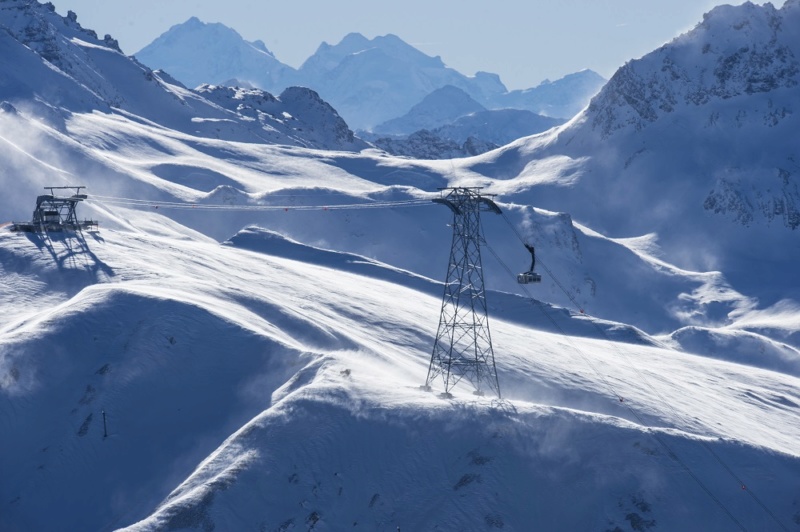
[11,186,98,232]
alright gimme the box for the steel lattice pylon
[424,187,502,397]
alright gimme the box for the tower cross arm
[478,197,502,215]
[432,197,461,214]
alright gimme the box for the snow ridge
[195,85,367,151]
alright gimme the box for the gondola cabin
[517,271,542,284]
[517,242,541,284]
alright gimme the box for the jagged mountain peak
[303,32,372,72]
[588,0,799,137]
[295,32,505,129]
[1,0,122,57]
[135,16,291,91]
[133,22,600,130]
[162,15,275,59]
[300,32,444,75]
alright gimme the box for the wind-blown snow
[2,1,800,531]
[1,224,799,530]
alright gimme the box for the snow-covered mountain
[0,1,362,151]
[496,69,608,118]
[434,108,566,145]
[134,16,295,92]
[371,129,498,159]
[371,85,487,136]
[2,2,800,531]
[134,23,606,130]
[459,0,800,352]
[294,32,510,130]
[195,85,367,151]
[367,86,566,158]
[371,85,566,144]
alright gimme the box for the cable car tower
[424,187,502,398]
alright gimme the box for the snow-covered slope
[0,92,785,355]
[2,223,799,531]
[1,0,795,360]
[135,17,296,92]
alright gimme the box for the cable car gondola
[517,243,542,284]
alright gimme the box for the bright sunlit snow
[1,1,800,531]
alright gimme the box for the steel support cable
[86,194,433,212]
[89,195,432,209]
[483,242,748,531]
[91,193,433,205]
[498,210,789,531]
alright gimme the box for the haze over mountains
[370,85,566,139]
[1,0,799,530]
[135,18,606,131]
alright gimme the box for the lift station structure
[424,187,502,398]
[12,186,98,232]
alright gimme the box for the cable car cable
[87,194,434,212]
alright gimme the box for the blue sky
[49,0,776,90]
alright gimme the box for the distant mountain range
[365,85,566,158]
[135,20,606,130]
